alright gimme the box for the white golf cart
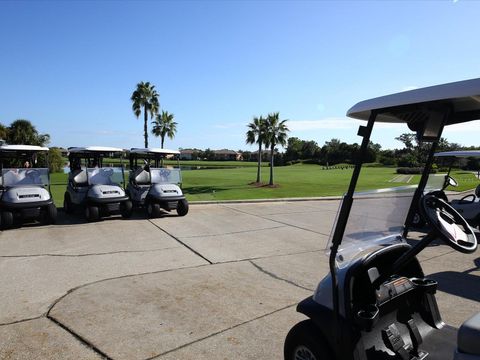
[126,148,188,218]
[284,78,480,360]
[63,147,132,222]
[0,144,57,228]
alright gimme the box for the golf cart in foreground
[284,78,480,360]
[64,147,132,221]
[126,148,188,217]
[0,144,57,228]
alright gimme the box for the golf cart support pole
[329,111,376,356]
[403,107,450,238]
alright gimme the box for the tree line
[0,119,63,172]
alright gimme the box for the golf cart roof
[435,150,480,158]
[129,148,180,155]
[347,78,480,125]
[68,146,124,154]
[0,144,49,152]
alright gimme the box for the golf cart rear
[284,78,480,360]
[64,147,132,221]
[126,148,188,217]
[0,144,57,228]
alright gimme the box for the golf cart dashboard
[375,276,415,306]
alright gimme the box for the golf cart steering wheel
[421,194,477,253]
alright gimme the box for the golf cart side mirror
[448,176,458,187]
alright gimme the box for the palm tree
[264,112,289,186]
[131,81,160,148]
[7,119,49,146]
[151,111,178,148]
[246,116,266,184]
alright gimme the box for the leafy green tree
[0,123,8,141]
[264,112,289,185]
[131,81,160,148]
[7,119,49,146]
[246,116,267,183]
[48,147,64,173]
[151,110,177,148]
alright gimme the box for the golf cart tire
[63,193,73,214]
[177,199,189,216]
[284,320,332,360]
[1,211,13,229]
[42,203,57,224]
[146,202,161,218]
[121,200,133,219]
[85,205,99,222]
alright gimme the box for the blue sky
[1,0,479,151]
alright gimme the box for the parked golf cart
[64,147,132,221]
[411,150,480,228]
[0,144,57,228]
[126,148,188,217]
[284,78,480,360]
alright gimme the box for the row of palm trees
[131,81,177,148]
[246,112,289,186]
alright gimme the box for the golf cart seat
[456,312,480,358]
[451,185,480,205]
[133,168,150,186]
[71,169,88,187]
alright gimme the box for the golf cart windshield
[326,185,416,268]
[87,167,124,186]
[150,168,182,185]
[1,168,49,187]
[425,173,448,191]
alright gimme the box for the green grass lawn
[47,165,480,206]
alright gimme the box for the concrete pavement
[0,200,479,359]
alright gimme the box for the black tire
[85,205,99,222]
[63,192,73,214]
[146,202,161,218]
[42,203,57,224]
[1,211,13,229]
[284,320,332,360]
[177,199,189,216]
[120,200,133,219]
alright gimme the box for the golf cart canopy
[347,78,480,126]
[435,150,480,158]
[0,145,49,153]
[68,146,124,154]
[129,148,180,156]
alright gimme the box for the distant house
[250,150,272,162]
[213,149,243,161]
[180,149,201,160]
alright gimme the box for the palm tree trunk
[269,144,274,186]
[161,136,165,149]
[256,142,262,183]
[144,106,148,148]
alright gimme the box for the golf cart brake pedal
[383,324,414,360]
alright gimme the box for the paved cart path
[0,201,478,359]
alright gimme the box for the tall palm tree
[264,112,289,186]
[131,81,160,148]
[151,111,178,148]
[246,116,266,184]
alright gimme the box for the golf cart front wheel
[121,200,133,219]
[146,202,161,218]
[177,199,189,216]
[1,211,13,229]
[42,203,57,224]
[63,193,73,214]
[85,205,99,222]
[284,320,332,360]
